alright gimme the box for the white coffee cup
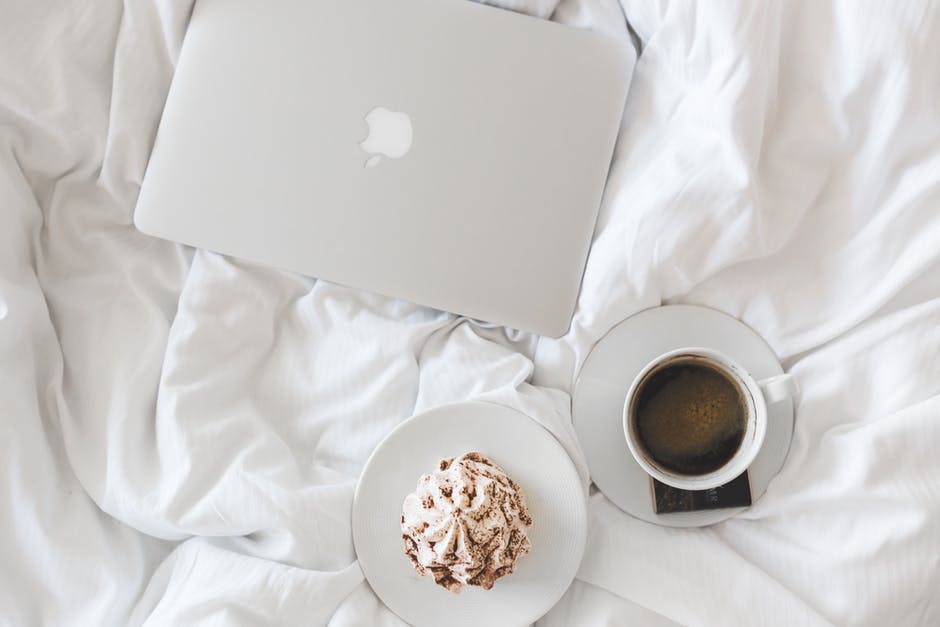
[622,347,797,491]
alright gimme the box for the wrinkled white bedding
[2,0,939,625]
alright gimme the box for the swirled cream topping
[401,452,532,593]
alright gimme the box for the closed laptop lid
[134,0,634,336]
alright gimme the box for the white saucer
[572,305,794,528]
[353,401,588,627]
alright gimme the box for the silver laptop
[134,0,634,337]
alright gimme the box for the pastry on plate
[401,452,532,593]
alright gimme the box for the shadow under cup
[626,354,753,480]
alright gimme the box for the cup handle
[757,373,799,405]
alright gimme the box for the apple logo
[360,106,413,168]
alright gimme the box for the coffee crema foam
[634,358,747,475]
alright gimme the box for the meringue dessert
[401,452,532,593]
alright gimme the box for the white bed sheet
[1,0,938,625]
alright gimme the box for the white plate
[353,401,588,627]
[572,305,794,527]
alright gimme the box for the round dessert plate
[573,305,795,528]
[353,401,588,627]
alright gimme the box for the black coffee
[633,357,746,475]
